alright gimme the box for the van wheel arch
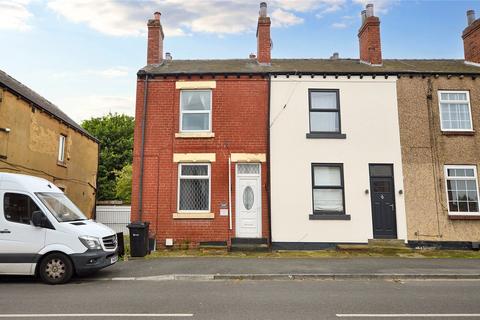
[36,252,76,283]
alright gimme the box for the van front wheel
[39,253,73,284]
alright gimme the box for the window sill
[448,214,480,220]
[175,132,215,139]
[173,212,215,219]
[306,133,347,139]
[441,130,475,136]
[309,214,351,220]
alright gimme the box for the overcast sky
[0,0,478,123]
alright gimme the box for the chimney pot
[154,11,161,20]
[259,2,267,18]
[361,10,367,23]
[366,4,374,17]
[330,52,339,60]
[467,10,476,26]
[165,52,172,60]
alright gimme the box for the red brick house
[131,4,272,248]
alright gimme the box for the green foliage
[115,164,132,204]
[82,113,134,201]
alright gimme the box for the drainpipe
[228,156,232,230]
[138,74,149,222]
[266,74,272,245]
[93,142,101,220]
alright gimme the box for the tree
[82,113,134,201]
[115,164,132,204]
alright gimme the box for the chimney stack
[147,11,165,65]
[256,2,271,65]
[463,9,480,65]
[358,4,382,66]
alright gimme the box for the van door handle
[0,229,11,234]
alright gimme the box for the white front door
[235,163,261,238]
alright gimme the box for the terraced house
[0,70,99,217]
[133,2,480,250]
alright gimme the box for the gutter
[138,75,149,222]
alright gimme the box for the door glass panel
[243,186,254,210]
[370,165,393,177]
[372,181,391,193]
[237,164,259,175]
[4,193,40,225]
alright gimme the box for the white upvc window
[444,165,480,215]
[438,91,473,131]
[58,134,66,163]
[177,163,211,212]
[180,90,212,132]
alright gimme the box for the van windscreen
[36,192,87,222]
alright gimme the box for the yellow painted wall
[0,88,99,217]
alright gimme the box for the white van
[0,173,118,284]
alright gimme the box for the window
[180,90,212,132]
[309,89,341,133]
[312,164,345,214]
[58,135,66,163]
[4,193,40,225]
[178,164,210,212]
[438,91,473,131]
[445,165,480,215]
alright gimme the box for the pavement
[80,257,480,281]
[1,278,480,319]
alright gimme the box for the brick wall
[463,19,480,64]
[132,75,269,248]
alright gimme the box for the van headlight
[79,236,102,250]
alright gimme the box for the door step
[368,239,407,248]
[230,238,269,252]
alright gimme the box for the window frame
[58,134,66,163]
[308,89,342,134]
[438,90,474,132]
[311,163,346,215]
[179,89,212,133]
[444,164,480,216]
[177,163,211,213]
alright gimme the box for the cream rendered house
[269,72,408,248]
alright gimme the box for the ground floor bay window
[444,165,480,215]
[178,163,211,213]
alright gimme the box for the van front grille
[102,235,117,250]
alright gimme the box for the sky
[0,0,478,123]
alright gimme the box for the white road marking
[337,314,480,318]
[0,314,193,318]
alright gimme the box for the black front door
[369,165,397,239]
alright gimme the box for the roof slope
[141,59,480,75]
[0,69,97,142]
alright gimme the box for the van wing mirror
[32,211,45,227]
[32,210,54,229]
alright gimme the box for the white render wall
[270,76,407,243]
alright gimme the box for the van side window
[4,193,40,225]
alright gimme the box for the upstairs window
[312,164,345,214]
[445,165,479,215]
[180,90,212,132]
[438,91,473,131]
[309,90,341,133]
[178,164,210,212]
[58,135,66,163]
